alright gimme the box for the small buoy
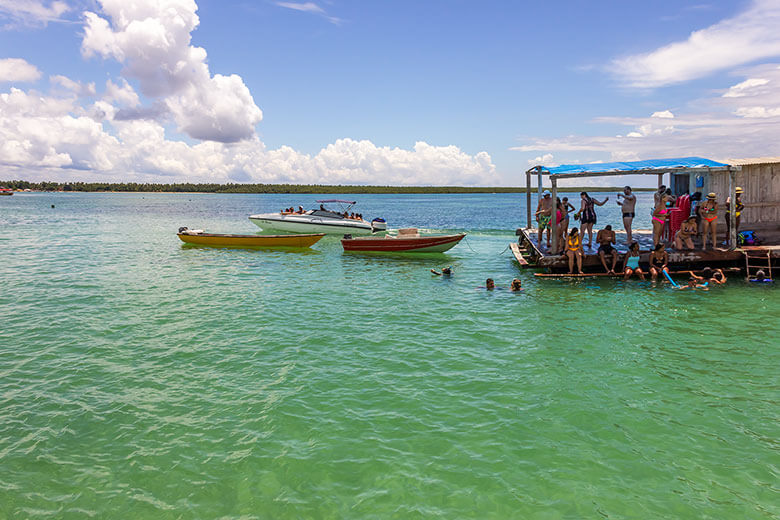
[51,204,55,208]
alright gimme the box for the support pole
[551,177,558,254]
[526,171,532,229]
[657,173,664,189]
[729,168,737,250]
[537,169,543,200]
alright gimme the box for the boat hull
[341,234,466,253]
[178,232,325,248]
[249,215,383,235]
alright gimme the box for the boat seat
[398,228,419,238]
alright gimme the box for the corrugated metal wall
[707,163,779,230]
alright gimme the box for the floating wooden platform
[533,268,741,279]
[513,228,780,274]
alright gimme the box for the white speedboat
[249,199,387,235]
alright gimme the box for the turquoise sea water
[1,192,778,519]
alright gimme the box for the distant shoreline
[1,181,656,194]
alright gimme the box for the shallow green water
[1,192,778,519]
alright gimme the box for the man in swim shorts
[535,190,553,249]
[617,186,637,244]
[596,225,618,274]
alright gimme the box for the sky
[1,0,779,186]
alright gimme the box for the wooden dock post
[729,167,737,250]
[526,170,532,229]
[551,177,558,254]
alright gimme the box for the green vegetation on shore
[1,180,655,194]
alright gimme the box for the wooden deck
[512,227,779,273]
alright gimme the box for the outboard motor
[370,217,387,233]
[343,234,353,240]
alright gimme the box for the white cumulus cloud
[0,58,42,82]
[81,0,262,143]
[611,0,780,88]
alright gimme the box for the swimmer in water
[431,266,452,276]
[485,278,495,290]
[510,278,522,291]
[679,276,708,290]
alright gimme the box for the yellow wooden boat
[177,228,325,248]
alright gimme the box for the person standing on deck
[724,187,744,246]
[577,192,608,249]
[701,193,718,250]
[653,185,666,213]
[561,197,575,240]
[616,186,637,244]
[535,190,554,249]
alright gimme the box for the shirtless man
[616,186,637,244]
[596,225,618,274]
[534,190,553,249]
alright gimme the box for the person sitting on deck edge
[565,227,584,275]
[648,243,669,281]
[674,215,697,250]
[622,241,645,280]
[596,225,618,275]
[535,190,553,249]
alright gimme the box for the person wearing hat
[534,189,554,249]
[725,186,744,246]
[701,192,718,250]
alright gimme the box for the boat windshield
[310,209,345,218]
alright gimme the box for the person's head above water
[755,269,766,280]
[486,278,495,290]
[442,267,452,275]
[702,267,713,279]
[510,278,522,291]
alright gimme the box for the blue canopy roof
[542,157,728,176]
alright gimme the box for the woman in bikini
[648,243,669,281]
[651,196,672,247]
[622,241,645,280]
[561,197,575,240]
[554,198,566,254]
[674,215,697,250]
[701,192,718,250]
[565,227,584,274]
[578,192,608,249]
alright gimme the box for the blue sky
[0,0,778,186]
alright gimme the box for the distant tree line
[1,180,655,194]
